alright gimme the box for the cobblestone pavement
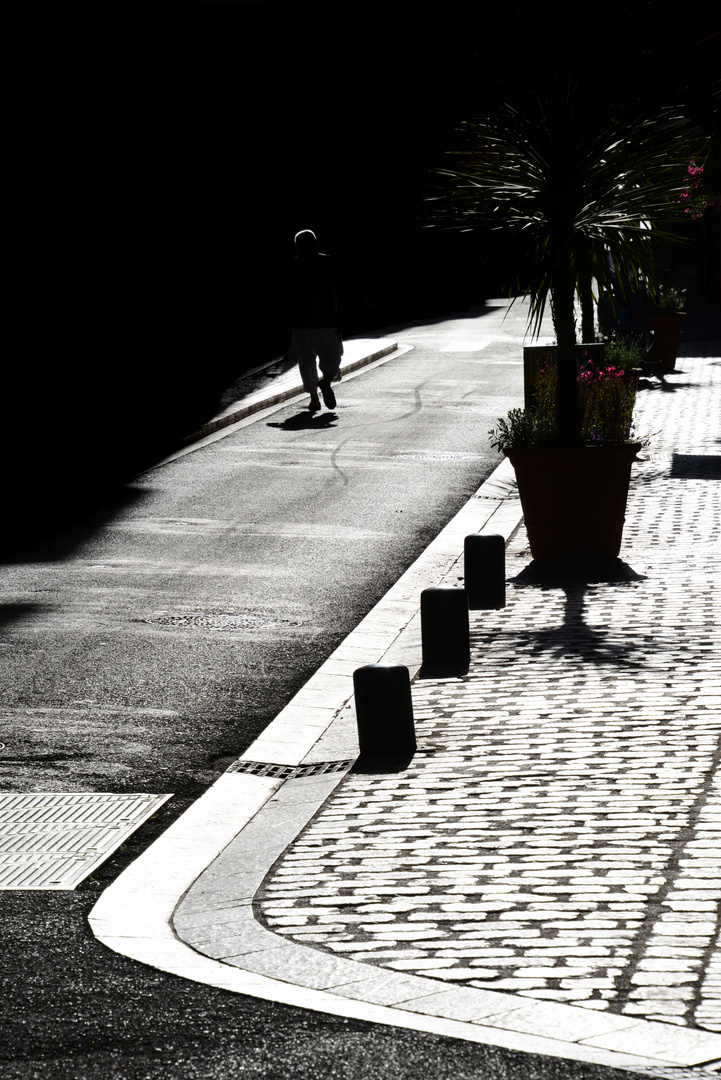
[256,356,721,1035]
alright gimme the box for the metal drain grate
[638,1069,721,1079]
[226,759,353,779]
[0,792,172,889]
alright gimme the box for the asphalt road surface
[1,302,652,1079]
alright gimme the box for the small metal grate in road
[0,792,172,890]
[226,759,353,779]
[640,1069,721,1079]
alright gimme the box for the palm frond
[431,86,705,325]
[428,80,708,442]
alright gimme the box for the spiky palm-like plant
[435,81,702,444]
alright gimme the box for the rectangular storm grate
[0,792,172,890]
[226,759,353,779]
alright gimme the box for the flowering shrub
[578,361,635,443]
[680,159,720,219]
[535,357,636,443]
[489,351,638,450]
[654,285,686,315]
[603,336,647,370]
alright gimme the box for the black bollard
[464,531,506,609]
[353,664,416,759]
[420,586,470,670]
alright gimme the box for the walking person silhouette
[287,230,343,414]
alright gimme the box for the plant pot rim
[504,441,643,456]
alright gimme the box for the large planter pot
[506,443,642,560]
[645,313,686,372]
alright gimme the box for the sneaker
[319,378,336,409]
[308,394,321,414]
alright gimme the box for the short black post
[353,664,416,758]
[420,586,470,669]
[464,532,506,609]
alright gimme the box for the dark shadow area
[8,0,718,573]
[366,300,510,337]
[677,343,721,356]
[418,661,470,679]
[0,602,49,630]
[0,484,153,565]
[675,309,721,343]
[636,376,660,392]
[0,749,90,766]
[5,0,505,563]
[469,598,505,612]
[513,558,646,588]
[350,751,416,774]
[267,411,339,432]
[216,355,301,411]
[671,453,721,479]
[637,372,701,393]
[501,558,650,669]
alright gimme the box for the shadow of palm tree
[639,372,700,393]
[504,557,649,669]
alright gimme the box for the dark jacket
[288,252,338,329]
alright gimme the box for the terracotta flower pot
[645,313,686,372]
[506,443,642,560]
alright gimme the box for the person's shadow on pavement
[267,411,338,431]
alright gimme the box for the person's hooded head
[294,229,319,255]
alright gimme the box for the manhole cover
[0,792,172,889]
[145,611,303,631]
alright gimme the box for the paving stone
[255,358,721,1034]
